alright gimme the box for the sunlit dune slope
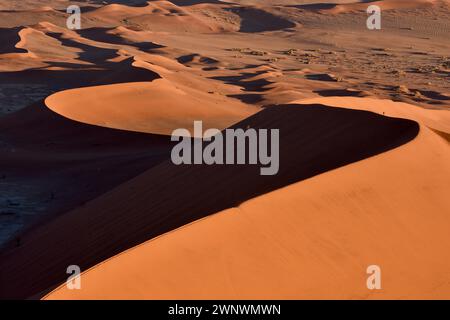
[296,97,450,134]
[328,0,440,13]
[0,100,419,299]
[45,80,258,136]
[0,0,449,301]
[45,98,450,300]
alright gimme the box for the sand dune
[85,1,236,33]
[0,0,449,300]
[296,97,450,134]
[0,28,29,55]
[0,96,175,248]
[45,79,257,136]
[0,100,419,299]
[45,98,450,300]
[322,0,440,14]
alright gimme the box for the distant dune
[2,100,419,299]
[44,98,450,300]
[45,80,258,136]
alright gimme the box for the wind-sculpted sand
[44,98,450,300]
[0,0,448,300]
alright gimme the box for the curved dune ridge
[45,98,450,300]
[0,0,449,300]
[319,0,440,14]
[0,27,28,55]
[227,0,443,10]
[45,80,258,137]
[0,93,421,299]
[82,1,279,33]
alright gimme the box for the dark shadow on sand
[0,104,419,299]
[0,27,28,54]
[77,27,165,52]
[0,98,174,249]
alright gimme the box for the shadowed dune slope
[320,0,440,14]
[295,97,450,134]
[287,0,441,12]
[0,104,418,299]
[47,124,450,300]
[0,99,174,245]
[228,7,297,32]
[76,27,165,51]
[45,99,450,300]
[0,27,28,54]
[0,56,161,87]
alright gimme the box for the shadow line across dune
[0,99,174,248]
[0,101,419,299]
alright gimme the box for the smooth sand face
[45,80,258,136]
[45,98,450,300]
[0,0,449,300]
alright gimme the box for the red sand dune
[0,98,420,299]
[45,80,258,136]
[321,0,439,14]
[45,98,450,300]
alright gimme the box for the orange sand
[46,98,450,300]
